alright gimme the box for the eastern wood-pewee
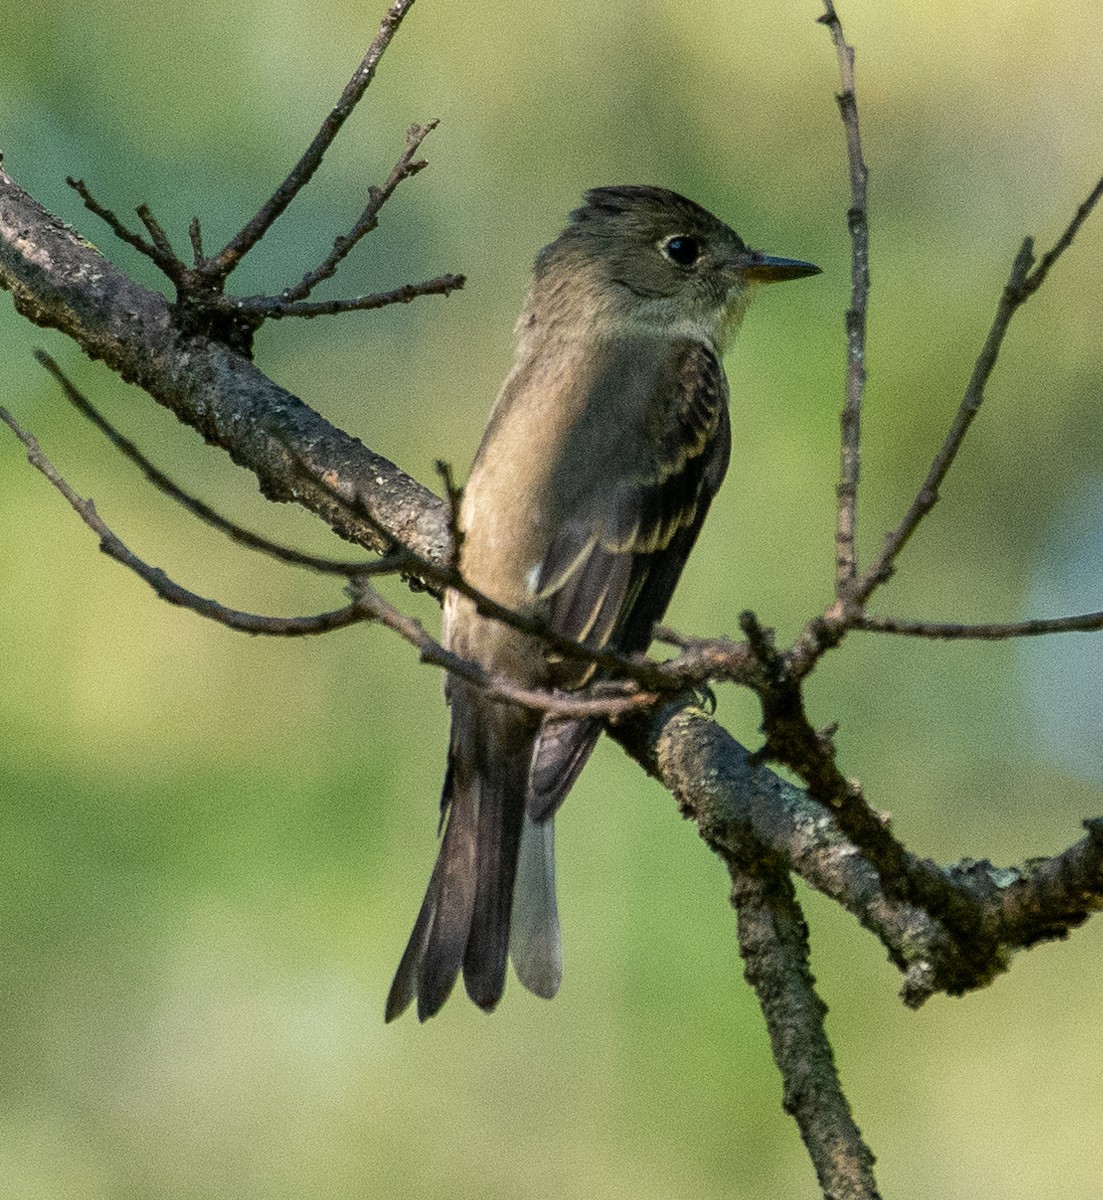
[386,185,819,1021]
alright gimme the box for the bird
[385,185,819,1021]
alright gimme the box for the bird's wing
[527,336,731,820]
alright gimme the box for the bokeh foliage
[2,2,1101,1197]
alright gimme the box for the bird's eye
[662,235,701,267]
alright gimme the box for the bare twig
[819,1,870,597]
[1,159,454,561]
[857,610,1103,639]
[65,3,445,345]
[0,403,371,634]
[854,172,1103,606]
[786,172,1103,678]
[210,0,418,276]
[34,351,403,578]
[66,177,181,277]
[350,582,656,718]
[135,203,177,261]
[853,239,1035,602]
[1019,175,1103,300]
[188,216,204,265]
[230,274,465,320]
[281,121,441,304]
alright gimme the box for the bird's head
[528,185,820,350]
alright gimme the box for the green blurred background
[2,1,1101,1196]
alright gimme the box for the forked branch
[211,0,420,275]
[66,1,463,352]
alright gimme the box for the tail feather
[387,689,560,1020]
[384,849,441,1023]
[509,814,563,998]
[528,716,602,822]
[462,759,525,1010]
[416,777,479,1019]
[384,786,477,1022]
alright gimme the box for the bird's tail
[385,690,563,1022]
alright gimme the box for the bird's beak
[740,252,821,283]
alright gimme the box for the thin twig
[0,403,371,634]
[852,239,1035,603]
[135,204,177,260]
[854,172,1103,606]
[1020,175,1103,300]
[231,274,465,320]
[210,0,418,276]
[280,121,441,304]
[857,610,1103,639]
[66,177,179,275]
[63,9,457,355]
[350,582,656,718]
[34,351,402,578]
[787,173,1103,679]
[819,1,870,597]
[188,216,204,265]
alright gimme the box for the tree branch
[989,818,1103,946]
[65,6,459,358]
[612,702,1103,1008]
[228,274,466,320]
[785,174,1103,680]
[853,172,1102,607]
[0,401,373,635]
[279,120,442,304]
[210,0,420,276]
[33,349,409,577]
[856,610,1103,639]
[0,162,451,566]
[65,176,180,275]
[731,855,881,1200]
[819,0,870,598]
[852,238,1036,602]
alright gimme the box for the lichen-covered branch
[731,855,881,1200]
[612,702,1103,1008]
